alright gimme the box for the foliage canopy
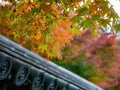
[0,0,119,58]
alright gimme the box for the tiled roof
[0,35,103,90]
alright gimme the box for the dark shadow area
[0,80,29,90]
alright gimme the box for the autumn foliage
[60,29,120,89]
[0,0,119,59]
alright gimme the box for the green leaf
[31,8,39,14]
[23,14,30,20]
[45,35,53,43]
[82,19,94,28]
[79,7,89,15]
[40,44,47,52]
[71,15,82,23]
[92,30,98,37]
[91,14,100,21]
[1,7,9,15]
[114,24,120,32]
[99,19,110,27]
[48,51,54,58]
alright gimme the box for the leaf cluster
[0,0,119,59]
